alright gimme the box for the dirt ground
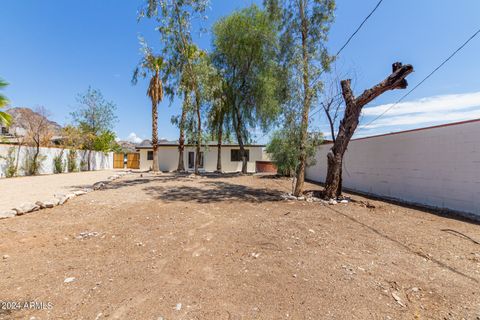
[0,170,118,211]
[1,173,479,320]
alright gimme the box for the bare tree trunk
[14,138,23,175]
[216,113,223,172]
[194,88,202,175]
[293,0,311,197]
[151,100,159,172]
[87,149,92,171]
[32,141,40,175]
[233,107,248,174]
[177,91,189,172]
[324,63,414,198]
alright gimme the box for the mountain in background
[4,107,62,135]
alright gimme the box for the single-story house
[135,140,266,173]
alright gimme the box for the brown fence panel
[113,153,125,169]
[127,153,140,169]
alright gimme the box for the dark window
[147,151,154,160]
[1,127,8,134]
[231,149,249,162]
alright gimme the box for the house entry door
[188,152,195,169]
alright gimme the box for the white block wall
[0,144,113,178]
[306,120,480,216]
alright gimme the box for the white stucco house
[135,140,265,173]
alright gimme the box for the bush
[80,160,88,172]
[67,149,78,172]
[53,153,65,174]
[0,147,18,178]
[266,129,323,177]
[23,150,45,176]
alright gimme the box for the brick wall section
[256,161,277,174]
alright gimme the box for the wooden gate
[126,153,140,169]
[113,153,125,169]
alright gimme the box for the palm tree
[133,41,165,173]
[0,78,12,126]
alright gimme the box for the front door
[188,152,195,169]
[188,152,204,170]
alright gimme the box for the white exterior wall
[305,121,480,216]
[0,144,113,178]
[138,145,263,173]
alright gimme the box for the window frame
[231,149,249,162]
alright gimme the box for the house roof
[135,139,265,149]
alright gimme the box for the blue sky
[1,0,480,143]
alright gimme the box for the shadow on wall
[144,180,283,203]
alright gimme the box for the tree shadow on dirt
[143,180,283,203]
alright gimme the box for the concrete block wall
[0,144,113,178]
[306,120,480,216]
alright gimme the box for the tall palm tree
[0,79,12,126]
[133,42,165,173]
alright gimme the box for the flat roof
[136,143,266,149]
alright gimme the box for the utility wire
[335,0,385,57]
[360,26,480,130]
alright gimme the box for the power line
[335,0,385,57]
[360,26,480,130]
[255,0,385,143]
[309,0,385,123]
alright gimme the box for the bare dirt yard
[0,170,118,211]
[1,173,479,319]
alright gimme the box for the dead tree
[324,62,413,199]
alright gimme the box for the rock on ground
[13,203,40,215]
[0,210,16,219]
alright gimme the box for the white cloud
[360,91,480,131]
[126,132,143,144]
[362,91,480,117]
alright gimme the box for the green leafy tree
[71,87,118,170]
[212,5,282,173]
[0,78,12,126]
[139,0,209,174]
[265,0,335,195]
[132,39,165,172]
[207,84,232,173]
[267,111,323,187]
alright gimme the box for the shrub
[23,150,45,176]
[67,149,78,172]
[266,129,322,177]
[0,147,18,178]
[53,153,65,174]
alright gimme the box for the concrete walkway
[0,170,119,211]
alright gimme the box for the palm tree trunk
[194,88,202,175]
[152,100,159,172]
[293,0,311,197]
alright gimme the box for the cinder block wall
[306,120,480,216]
